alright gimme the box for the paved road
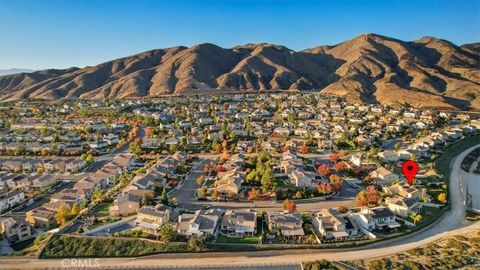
[170,157,356,212]
[2,144,478,269]
[170,159,212,210]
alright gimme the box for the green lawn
[216,217,263,244]
[90,202,112,217]
[434,135,480,178]
[216,234,260,244]
[414,206,445,227]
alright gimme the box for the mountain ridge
[1,34,479,110]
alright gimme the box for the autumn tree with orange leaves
[299,143,308,154]
[316,163,331,176]
[334,161,349,172]
[247,188,260,200]
[282,199,297,211]
[356,185,379,207]
[316,181,333,195]
[329,174,344,191]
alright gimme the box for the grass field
[434,135,480,178]
[91,202,112,217]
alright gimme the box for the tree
[141,192,151,206]
[329,174,344,191]
[40,148,49,156]
[196,175,206,186]
[328,153,341,163]
[438,192,447,204]
[212,139,221,153]
[158,224,178,242]
[211,190,220,200]
[258,151,269,162]
[316,163,331,176]
[365,185,380,206]
[356,190,368,207]
[160,187,168,205]
[197,188,207,198]
[295,191,303,199]
[261,168,274,191]
[299,143,308,154]
[246,170,257,184]
[357,185,380,207]
[55,203,72,226]
[129,141,142,155]
[282,199,296,211]
[187,238,207,252]
[316,181,333,195]
[221,149,230,160]
[91,189,105,203]
[247,188,260,200]
[85,154,94,164]
[70,203,80,216]
[410,213,423,225]
[334,161,349,172]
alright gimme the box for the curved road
[1,145,479,269]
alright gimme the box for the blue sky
[0,0,479,70]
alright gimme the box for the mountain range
[0,68,34,76]
[0,34,479,110]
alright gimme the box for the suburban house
[135,204,171,235]
[109,189,148,217]
[31,175,56,189]
[26,206,57,229]
[385,196,422,218]
[382,182,428,201]
[351,207,401,232]
[312,208,359,240]
[369,166,399,185]
[266,211,304,239]
[288,169,314,187]
[0,190,25,212]
[219,209,257,238]
[0,217,32,243]
[212,169,244,195]
[177,209,223,238]
[50,189,88,205]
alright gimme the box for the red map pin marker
[402,160,419,186]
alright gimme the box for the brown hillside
[0,34,478,110]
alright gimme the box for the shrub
[42,235,190,258]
